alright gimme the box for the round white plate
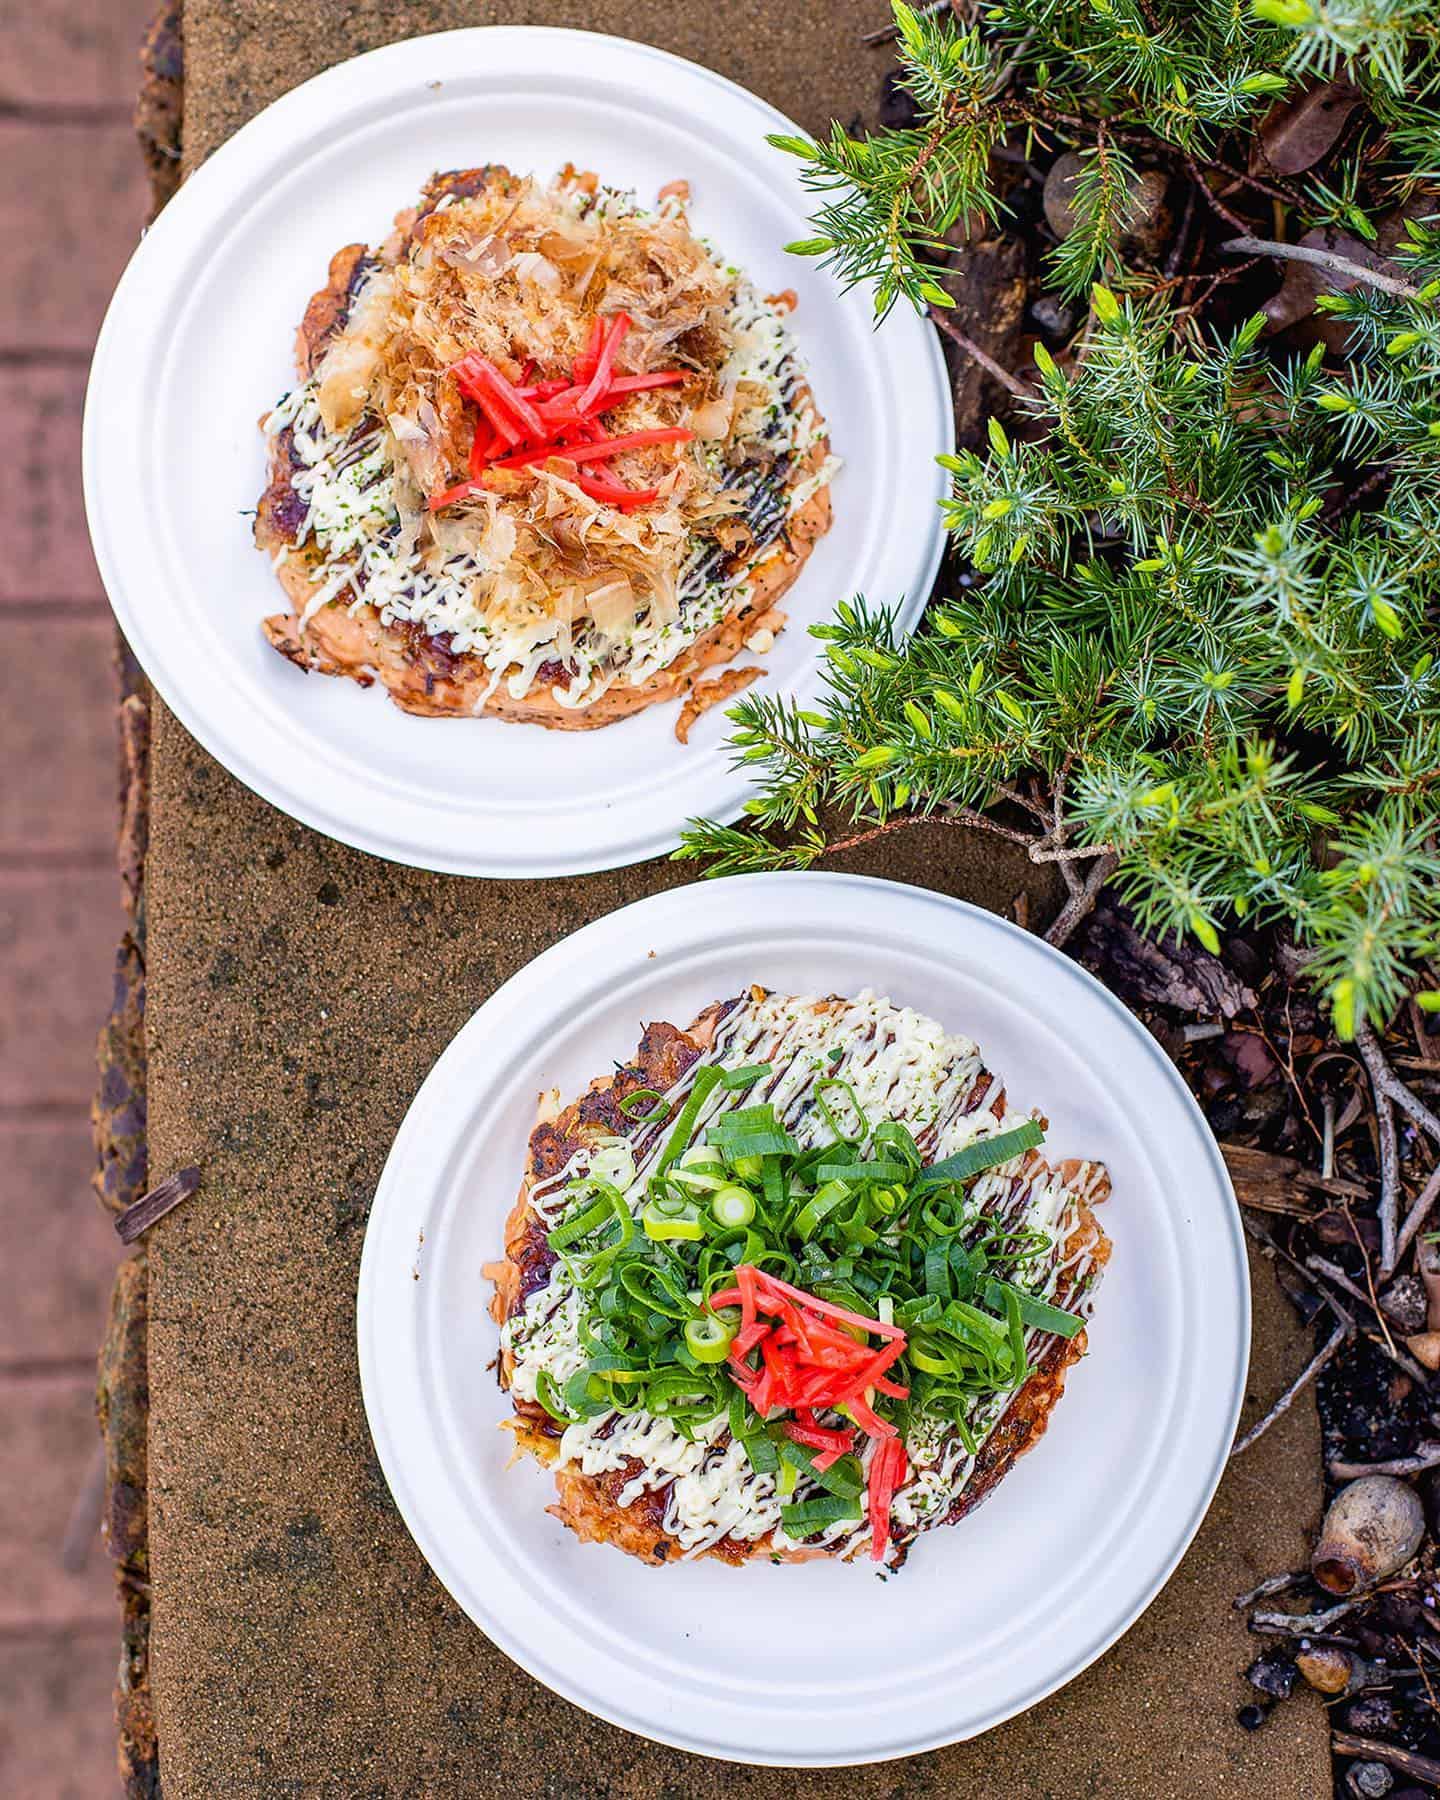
[83,28,952,877]
[357,873,1249,1765]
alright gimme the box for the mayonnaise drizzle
[263,278,831,706]
[502,990,1105,1562]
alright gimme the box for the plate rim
[82,25,953,878]
[356,871,1251,1764]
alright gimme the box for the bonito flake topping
[255,166,836,727]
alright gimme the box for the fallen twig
[1330,1443,1440,1480]
[1245,1214,1357,1333]
[1244,1218,1426,1381]
[1303,1254,1431,1383]
[1164,178,1198,281]
[1230,1320,1350,1458]
[1251,1590,1373,1635]
[1358,1019,1440,1273]
[1334,1733,1440,1785]
[928,306,1038,401]
[1358,1019,1440,1145]
[1234,1569,1307,1610]
[1218,236,1422,301]
[1184,154,1248,233]
[115,1165,202,1244]
[1397,1162,1440,1266]
[1306,1254,1378,1317]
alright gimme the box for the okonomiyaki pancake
[488,988,1111,1570]
[254,164,836,732]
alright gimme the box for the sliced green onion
[710,1183,757,1229]
[780,1494,862,1536]
[720,1061,772,1090]
[943,1298,1011,1346]
[907,1333,955,1375]
[982,1277,1086,1339]
[792,1180,851,1239]
[617,1260,694,1321]
[917,1120,1044,1188]
[872,1119,922,1169]
[713,1104,782,1132]
[731,1154,764,1182]
[949,1239,981,1299]
[546,1182,633,1279]
[619,1086,668,1124]
[670,1167,726,1194]
[562,1368,614,1420]
[777,1437,865,1500]
[657,1065,723,1172]
[646,1368,727,1418]
[670,1142,727,1193]
[815,1077,869,1144]
[741,1431,779,1474]
[1004,1284,1026,1384]
[534,1368,574,1422]
[710,1130,798,1159]
[684,1312,738,1363]
[546,1189,615,1250]
[641,1196,705,1244]
[813,1159,911,1184]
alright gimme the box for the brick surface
[0,122,149,354]
[0,0,153,109]
[0,365,107,605]
[0,1372,114,1628]
[0,5,149,1787]
[0,870,120,1107]
[0,1629,119,1799]
[0,617,116,852]
[0,1121,117,1364]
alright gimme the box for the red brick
[0,365,107,604]
[0,1372,114,1628]
[0,1122,117,1363]
[0,123,150,353]
[0,618,115,852]
[0,1630,118,1798]
[0,869,120,1107]
[0,0,154,109]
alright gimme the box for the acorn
[1312,1476,1424,1595]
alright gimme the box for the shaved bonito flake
[255,165,837,722]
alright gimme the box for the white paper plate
[83,28,952,877]
[357,873,1249,1765]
